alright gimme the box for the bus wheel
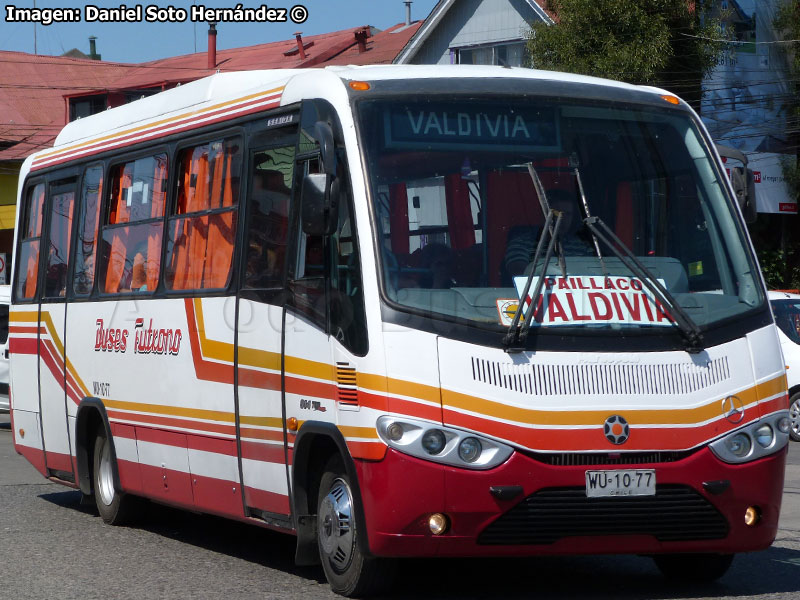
[789,392,800,442]
[93,429,133,525]
[653,553,734,582]
[316,456,393,597]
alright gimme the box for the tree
[526,0,725,109]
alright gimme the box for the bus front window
[358,97,764,340]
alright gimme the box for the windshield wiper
[528,163,567,278]
[503,209,564,352]
[583,216,705,353]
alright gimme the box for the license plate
[585,469,656,498]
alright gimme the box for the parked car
[0,284,8,413]
[770,290,800,441]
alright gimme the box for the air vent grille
[471,356,730,396]
[336,362,359,406]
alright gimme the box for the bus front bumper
[355,445,786,558]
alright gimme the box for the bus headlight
[755,424,774,448]
[421,429,447,455]
[377,416,513,470]
[458,437,482,463]
[725,433,752,457]
[710,411,789,464]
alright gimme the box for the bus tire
[316,456,393,597]
[789,392,800,442]
[92,429,134,525]
[653,553,734,582]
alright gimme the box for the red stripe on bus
[239,427,284,443]
[8,326,44,335]
[107,411,237,437]
[9,337,37,355]
[240,440,287,464]
[32,96,282,172]
[187,435,238,458]
[443,408,764,452]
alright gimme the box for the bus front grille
[478,485,728,545]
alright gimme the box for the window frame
[162,133,244,294]
[13,178,47,304]
[97,146,170,298]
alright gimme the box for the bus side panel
[236,299,290,516]
[8,306,41,414]
[38,302,74,475]
[8,306,46,475]
[65,298,242,517]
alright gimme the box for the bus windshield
[358,96,764,336]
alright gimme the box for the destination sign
[513,275,672,327]
[384,103,560,151]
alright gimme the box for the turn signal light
[661,94,680,105]
[349,81,371,91]
[287,417,298,431]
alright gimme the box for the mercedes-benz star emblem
[721,395,745,424]
[604,415,629,445]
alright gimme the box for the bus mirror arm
[314,121,337,176]
[301,172,333,236]
[716,144,757,224]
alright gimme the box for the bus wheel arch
[291,423,370,567]
[75,398,117,496]
[75,398,134,524]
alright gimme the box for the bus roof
[30,65,671,172]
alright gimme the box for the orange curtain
[169,141,237,290]
[22,241,39,298]
[105,229,128,293]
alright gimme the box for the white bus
[9,65,790,596]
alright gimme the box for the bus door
[236,137,297,521]
[38,177,77,480]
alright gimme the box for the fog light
[458,437,482,463]
[386,422,404,442]
[429,513,449,535]
[744,506,761,526]
[755,424,774,448]
[421,429,446,455]
[778,417,791,434]
[725,433,752,458]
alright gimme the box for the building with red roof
[0,20,423,261]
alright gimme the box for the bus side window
[165,138,242,291]
[329,176,367,356]
[290,158,326,326]
[15,182,46,301]
[73,165,103,296]
[43,181,76,299]
[244,146,294,289]
[100,153,167,294]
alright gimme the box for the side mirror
[744,168,757,224]
[716,144,757,224]
[301,172,332,236]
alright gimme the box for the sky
[1,1,440,63]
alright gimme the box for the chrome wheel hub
[791,398,800,437]
[318,478,355,573]
[97,440,115,507]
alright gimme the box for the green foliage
[527,0,726,105]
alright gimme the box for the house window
[69,94,107,121]
[455,42,527,68]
